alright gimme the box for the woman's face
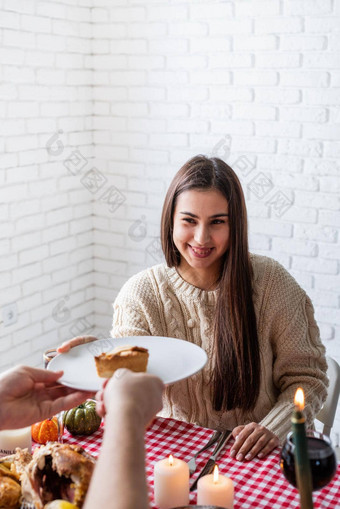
[172,189,230,278]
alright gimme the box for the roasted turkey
[21,443,95,509]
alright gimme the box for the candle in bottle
[197,465,234,509]
[154,454,189,509]
[291,387,314,509]
[0,426,32,458]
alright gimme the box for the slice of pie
[94,345,149,378]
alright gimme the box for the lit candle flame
[294,387,305,411]
[168,454,174,466]
[213,464,219,483]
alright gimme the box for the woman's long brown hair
[161,155,260,411]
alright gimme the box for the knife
[190,429,233,492]
[188,430,222,475]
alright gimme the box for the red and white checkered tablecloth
[59,417,340,508]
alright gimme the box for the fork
[20,502,35,509]
[187,429,222,475]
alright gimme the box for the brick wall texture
[1,0,339,433]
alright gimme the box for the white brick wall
[1,0,339,435]
[91,0,340,435]
[0,1,94,369]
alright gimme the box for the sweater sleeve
[110,270,164,338]
[259,262,328,443]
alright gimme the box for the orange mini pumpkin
[31,417,58,444]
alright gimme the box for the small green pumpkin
[63,400,101,436]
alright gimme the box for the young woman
[60,155,328,462]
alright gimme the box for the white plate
[48,336,208,391]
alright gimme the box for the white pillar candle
[197,465,234,509]
[0,426,32,457]
[154,454,189,509]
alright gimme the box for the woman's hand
[57,335,98,354]
[230,422,279,461]
[0,365,93,430]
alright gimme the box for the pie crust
[94,345,149,378]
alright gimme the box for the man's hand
[96,369,164,428]
[0,365,93,430]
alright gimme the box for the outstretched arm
[229,265,327,462]
[58,272,162,355]
[84,370,164,509]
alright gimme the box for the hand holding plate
[57,335,99,354]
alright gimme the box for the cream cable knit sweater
[111,254,328,443]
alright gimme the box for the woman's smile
[189,245,214,258]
